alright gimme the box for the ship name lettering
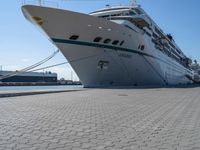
[118,53,132,59]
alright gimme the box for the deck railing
[22,0,59,8]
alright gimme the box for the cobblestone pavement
[0,87,200,150]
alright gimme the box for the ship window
[99,15,109,18]
[69,35,79,40]
[111,14,121,17]
[155,27,164,37]
[94,37,102,42]
[129,11,136,16]
[153,33,158,39]
[104,39,111,44]
[120,40,124,46]
[145,30,151,37]
[124,12,130,16]
[165,44,170,49]
[112,40,119,45]
[134,8,143,15]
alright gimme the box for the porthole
[141,45,145,50]
[94,37,102,42]
[120,40,124,46]
[104,39,111,44]
[112,40,119,45]
[138,45,145,50]
[69,35,79,40]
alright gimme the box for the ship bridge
[90,6,151,29]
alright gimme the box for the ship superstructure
[21,1,194,87]
[89,5,192,68]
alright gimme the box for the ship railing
[22,0,59,8]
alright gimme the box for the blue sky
[0,0,199,80]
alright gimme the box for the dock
[0,87,200,150]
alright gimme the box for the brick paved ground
[0,87,200,150]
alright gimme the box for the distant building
[0,71,57,83]
[58,78,82,85]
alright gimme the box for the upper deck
[90,6,144,18]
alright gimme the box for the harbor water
[0,85,83,92]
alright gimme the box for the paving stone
[0,88,200,149]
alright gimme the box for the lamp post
[71,71,73,81]
[39,0,42,6]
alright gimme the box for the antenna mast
[131,0,137,6]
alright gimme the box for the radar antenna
[131,0,137,6]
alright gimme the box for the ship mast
[131,0,137,6]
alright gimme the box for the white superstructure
[21,2,194,87]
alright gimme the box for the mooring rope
[30,51,105,72]
[0,51,105,80]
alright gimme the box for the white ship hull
[22,5,193,87]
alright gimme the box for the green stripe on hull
[52,38,155,58]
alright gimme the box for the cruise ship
[22,1,194,87]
